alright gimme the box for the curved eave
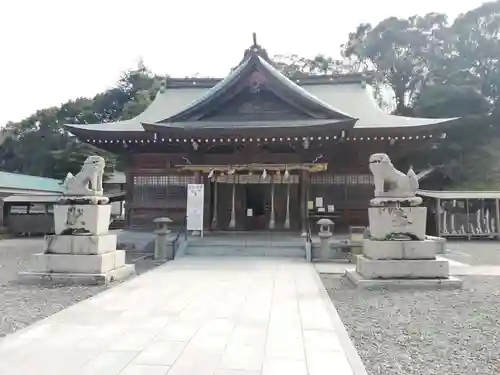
[350,117,463,136]
[64,124,149,141]
[142,119,356,137]
[162,60,250,122]
[163,55,355,123]
[257,57,354,120]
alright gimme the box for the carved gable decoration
[248,71,265,93]
[159,53,354,124]
[200,87,311,121]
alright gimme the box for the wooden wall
[124,142,417,231]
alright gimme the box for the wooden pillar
[495,199,500,240]
[211,180,218,230]
[0,200,5,228]
[194,171,201,184]
[124,167,134,228]
[300,170,310,237]
[436,198,441,237]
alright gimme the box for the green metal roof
[0,171,64,192]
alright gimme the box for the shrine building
[65,35,464,233]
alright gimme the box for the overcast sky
[0,0,487,127]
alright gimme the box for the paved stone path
[0,257,366,375]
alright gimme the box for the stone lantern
[317,218,334,257]
[153,217,173,261]
[317,218,334,237]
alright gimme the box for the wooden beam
[174,163,328,173]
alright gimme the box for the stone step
[187,234,304,247]
[187,240,304,248]
[184,244,305,258]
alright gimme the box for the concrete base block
[54,204,111,235]
[18,264,135,286]
[356,255,449,279]
[345,270,462,290]
[368,206,426,240]
[363,239,437,260]
[45,234,117,255]
[30,250,126,274]
[312,244,347,261]
[426,236,447,254]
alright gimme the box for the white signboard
[187,184,204,232]
[315,197,323,208]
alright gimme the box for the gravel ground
[0,239,42,285]
[322,274,500,375]
[0,283,107,338]
[0,238,159,339]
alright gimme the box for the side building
[66,37,463,233]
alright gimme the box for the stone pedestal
[347,203,461,289]
[54,204,111,235]
[346,238,462,289]
[19,203,135,285]
[368,206,427,240]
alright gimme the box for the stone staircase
[182,232,306,258]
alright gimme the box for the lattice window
[311,173,334,184]
[357,174,373,185]
[133,175,202,187]
[312,174,373,185]
[216,174,299,184]
[333,175,346,185]
[310,174,373,209]
[132,174,203,203]
[343,174,373,185]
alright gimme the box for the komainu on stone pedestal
[63,155,105,197]
[368,153,422,207]
[345,153,462,289]
[19,155,135,285]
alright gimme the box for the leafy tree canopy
[0,63,164,180]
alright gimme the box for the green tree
[449,1,500,111]
[0,62,162,179]
[273,54,359,78]
[342,13,452,115]
[414,85,491,118]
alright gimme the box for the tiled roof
[0,171,64,192]
[66,80,457,134]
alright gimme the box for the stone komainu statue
[63,155,105,197]
[368,153,419,198]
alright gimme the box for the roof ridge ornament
[239,32,272,64]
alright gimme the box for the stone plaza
[0,257,366,375]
